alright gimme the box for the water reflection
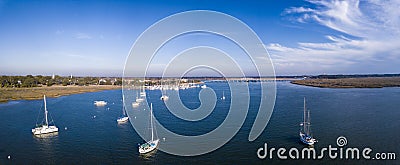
[33,132,59,163]
[139,149,158,161]
[33,132,59,139]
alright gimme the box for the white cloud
[269,0,400,74]
[285,6,315,14]
[75,32,92,39]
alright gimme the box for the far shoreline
[291,77,400,88]
[2,75,400,103]
[0,85,121,103]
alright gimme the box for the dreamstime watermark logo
[122,10,276,156]
[257,136,396,160]
[336,136,347,147]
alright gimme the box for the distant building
[99,79,107,85]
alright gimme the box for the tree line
[0,75,122,88]
[310,74,400,79]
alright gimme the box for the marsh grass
[291,77,400,88]
[0,85,120,102]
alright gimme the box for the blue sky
[0,0,399,76]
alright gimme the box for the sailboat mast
[303,97,306,133]
[44,95,48,126]
[150,103,154,141]
[307,110,311,135]
[122,94,126,116]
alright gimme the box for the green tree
[47,79,54,86]
[114,79,122,86]
[62,79,69,86]
[22,77,37,87]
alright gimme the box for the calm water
[0,82,399,164]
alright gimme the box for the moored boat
[94,101,107,106]
[139,103,159,154]
[32,95,59,135]
[299,97,317,145]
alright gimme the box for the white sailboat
[94,100,107,106]
[160,80,169,101]
[132,101,140,107]
[32,95,59,135]
[139,103,159,154]
[160,84,169,101]
[299,97,317,145]
[117,95,129,123]
[140,86,146,97]
[160,95,169,101]
[221,91,226,100]
[136,92,144,103]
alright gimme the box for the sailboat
[139,103,159,154]
[32,95,59,135]
[132,101,140,107]
[299,97,317,145]
[136,92,144,103]
[160,95,169,101]
[160,80,169,101]
[117,95,129,123]
[221,91,226,100]
[94,100,107,106]
[140,86,146,97]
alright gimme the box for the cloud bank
[268,0,400,75]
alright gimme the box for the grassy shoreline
[0,85,121,103]
[291,77,400,88]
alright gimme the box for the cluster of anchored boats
[32,91,317,156]
[32,93,159,154]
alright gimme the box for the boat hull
[300,132,317,146]
[140,92,146,97]
[160,96,169,101]
[132,102,140,107]
[32,125,59,135]
[94,101,107,106]
[117,116,129,123]
[139,139,159,154]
